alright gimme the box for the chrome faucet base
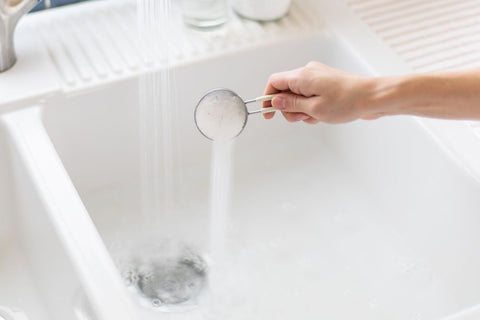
[0,0,40,72]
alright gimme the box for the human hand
[263,61,380,124]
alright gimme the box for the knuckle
[304,97,320,116]
[292,95,300,111]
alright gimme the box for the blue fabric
[30,0,91,12]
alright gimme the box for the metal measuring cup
[194,88,277,141]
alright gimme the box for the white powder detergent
[195,90,248,141]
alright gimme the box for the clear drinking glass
[181,0,228,28]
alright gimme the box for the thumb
[272,93,312,115]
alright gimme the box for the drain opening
[124,245,207,310]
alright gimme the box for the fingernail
[273,96,286,110]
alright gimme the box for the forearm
[361,69,480,120]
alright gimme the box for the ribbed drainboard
[32,0,324,90]
[347,0,480,73]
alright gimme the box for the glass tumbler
[181,0,228,28]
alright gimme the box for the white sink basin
[1,1,480,319]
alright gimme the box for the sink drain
[124,244,207,310]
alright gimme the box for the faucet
[0,0,40,72]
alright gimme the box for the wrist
[356,76,407,120]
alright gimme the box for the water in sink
[122,241,207,310]
[81,142,458,320]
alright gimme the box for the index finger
[262,74,281,119]
[265,68,302,94]
[262,69,300,118]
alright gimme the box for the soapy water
[87,180,459,319]
[120,241,207,311]
[114,241,257,318]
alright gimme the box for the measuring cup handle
[245,93,278,114]
[244,93,279,104]
[249,107,276,115]
[255,94,278,102]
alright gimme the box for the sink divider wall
[1,106,137,320]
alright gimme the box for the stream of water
[137,0,175,224]
[133,0,233,313]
